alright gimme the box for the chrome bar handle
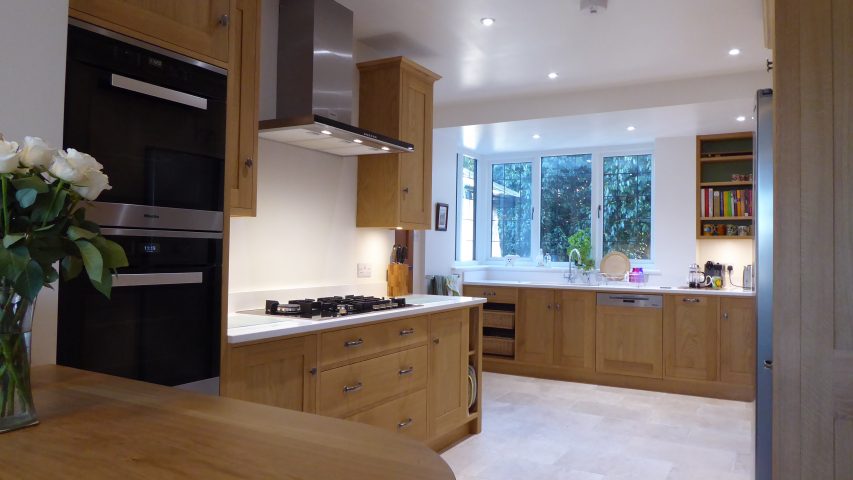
[683,298,701,303]
[344,338,364,348]
[398,366,415,376]
[399,328,416,337]
[110,74,208,110]
[112,272,203,287]
[397,418,414,430]
[343,382,363,393]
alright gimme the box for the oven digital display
[141,242,160,254]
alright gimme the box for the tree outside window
[540,154,592,262]
[602,154,652,259]
[491,162,532,257]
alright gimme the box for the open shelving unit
[696,132,755,240]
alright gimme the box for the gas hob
[264,295,417,320]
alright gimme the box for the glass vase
[0,287,38,433]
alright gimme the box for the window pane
[602,154,653,259]
[491,162,532,257]
[540,154,592,262]
[456,155,477,261]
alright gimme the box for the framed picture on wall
[435,203,449,231]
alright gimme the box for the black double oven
[57,20,226,392]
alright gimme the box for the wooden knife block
[387,264,410,296]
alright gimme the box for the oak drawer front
[463,286,517,304]
[320,316,428,368]
[483,310,514,329]
[319,346,428,418]
[346,389,428,441]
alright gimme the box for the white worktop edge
[228,296,487,344]
[463,280,755,297]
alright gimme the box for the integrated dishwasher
[595,294,664,379]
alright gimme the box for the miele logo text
[143,214,160,219]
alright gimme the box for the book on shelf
[700,187,753,218]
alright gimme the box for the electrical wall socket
[357,263,372,278]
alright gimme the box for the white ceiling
[338,0,769,106]
[447,98,756,155]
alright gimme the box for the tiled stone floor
[442,372,755,480]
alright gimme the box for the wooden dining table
[0,365,455,479]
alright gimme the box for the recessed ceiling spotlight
[380,146,390,151]
[532,134,541,139]
[736,115,746,122]
[626,125,636,132]
[728,48,741,56]
[480,17,495,26]
[547,72,559,80]
[320,130,332,135]
[352,138,363,143]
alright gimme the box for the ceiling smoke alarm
[580,0,607,14]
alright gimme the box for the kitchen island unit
[3,365,454,480]
[223,295,486,452]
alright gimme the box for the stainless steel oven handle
[110,74,208,110]
[100,228,223,239]
[112,272,204,287]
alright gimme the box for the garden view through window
[464,150,653,265]
[456,155,477,261]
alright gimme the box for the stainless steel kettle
[743,265,754,290]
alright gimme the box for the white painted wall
[0,0,69,365]
[228,140,393,307]
[424,133,755,288]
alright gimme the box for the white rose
[0,138,20,174]
[49,148,103,183]
[71,169,112,201]
[19,136,56,169]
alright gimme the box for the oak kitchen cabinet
[223,305,482,452]
[224,334,318,413]
[516,289,595,370]
[720,297,756,385]
[69,0,231,67]
[428,309,470,437]
[226,0,260,216]
[356,57,441,230]
[663,295,720,381]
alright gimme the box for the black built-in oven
[58,20,226,390]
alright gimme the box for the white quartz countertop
[464,280,755,297]
[227,295,487,345]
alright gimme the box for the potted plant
[0,133,127,432]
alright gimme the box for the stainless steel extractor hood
[258,0,413,156]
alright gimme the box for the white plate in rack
[600,251,630,280]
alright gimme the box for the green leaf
[13,259,43,301]
[60,256,83,281]
[11,176,49,194]
[28,235,65,266]
[47,190,67,222]
[15,188,38,208]
[74,239,103,284]
[89,265,113,299]
[2,233,24,249]
[67,225,97,241]
[91,236,129,269]
[3,246,31,283]
[44,266,59,284]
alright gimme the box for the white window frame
[471,144,655,268]
[454,153,479,264]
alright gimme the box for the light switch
[357,263,372,278]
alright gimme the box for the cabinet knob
[309,367,317,376]
[218,14,230,26]
[546,304,552,310]
[244,158,253,168]
[402,187,409,193]
[723,312,729,319]
[433,338,440,345]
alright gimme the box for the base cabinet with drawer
[223,305,482,451]
[473,284,756,401]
